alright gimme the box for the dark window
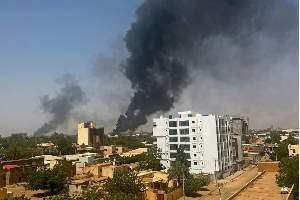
[194,154,196,157]
[194,162,197,165]
[169,121,177,127]
[193,137,196,140]
[192,129,195,132]
[180,137,190,142]
[193,145,196,148]
[180,129,189,135]
[170,144,178,150]
[170,153,177,158]
[184,153,191,159]
[293,149,296,153]
[179,121,189,126]
[192,121,195,123]
[169,129,177,135]
[188,161,191,167]
[169,137,178,142]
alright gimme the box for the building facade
[77,122,104,147]
[153,111,234,178]
[288,144,299,156]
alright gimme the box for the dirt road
[179,166,258,200]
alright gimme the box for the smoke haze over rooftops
[113,0,298,134]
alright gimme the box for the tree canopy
[276,155,299,196]
[137,147,165,171]
[103,170,145,196]
[167,145,190,185]
[26,160,70,193]
[270,135,298,161]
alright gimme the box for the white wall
[153,111,234,176]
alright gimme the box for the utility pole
[182,170,185,200]
[214,159,217,185]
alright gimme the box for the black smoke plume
[34,74,86,136]
[114,0,298,134]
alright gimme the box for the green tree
[26,160,70,193]
[269,132,281,144]
[167,145,190,185]
[276,155,299,197]
[51,133,76,155]
[264,138,272,144]
[270,135,298,161]
[184,173,209,196]
[242,134,250,144]
[137,147,165,171]
[103,170,145,196]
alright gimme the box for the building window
[192,121,195,123]
[193,137,196,140]
[180,129,189,135]
[293,149,296,153]
[193,145,196,148]
[194,162,197,165]
[184,153,191,159]
[188,161,191,167]
[169,121,177,127]
[170,153,177,158]
[192,129,195,132]
[170,144,178,150]
[182,145,190,151]
[180,137,190,142]
[169,129,177,135]
[169,137,178,142]
[194,154,196,157]
[179,121,189,126]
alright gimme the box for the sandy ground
[7,185,53,200]
[179,166,258,200]
[233,172,289,200]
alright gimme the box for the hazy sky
[0,1,143,136]
[0,1,298,136]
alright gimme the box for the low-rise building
[288,144,299,156]
[102,165,126,178]
[4,165,37,185]
[120,148,148,157]
[2,157,44,166]
[84,163,111,177]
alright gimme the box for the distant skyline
[0,0,298,136]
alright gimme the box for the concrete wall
[69,184,82,193]
[79,156,94,163]
[165,188,183,200]
[78,128,90,146]
[258,162,279,172]
[232,119,243,135]
[0,188,7,200]
[102,166,126,178]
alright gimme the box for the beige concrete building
[77,121,104,147]
[288,144,299,156]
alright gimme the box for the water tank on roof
[203,115,208,116]
[188,114,192,117]
[169,115,172,119]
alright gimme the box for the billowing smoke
[114,0,298,134]
[33,74,86,136]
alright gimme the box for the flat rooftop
[233,172,290,200]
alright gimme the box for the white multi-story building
[153,111,234,178]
